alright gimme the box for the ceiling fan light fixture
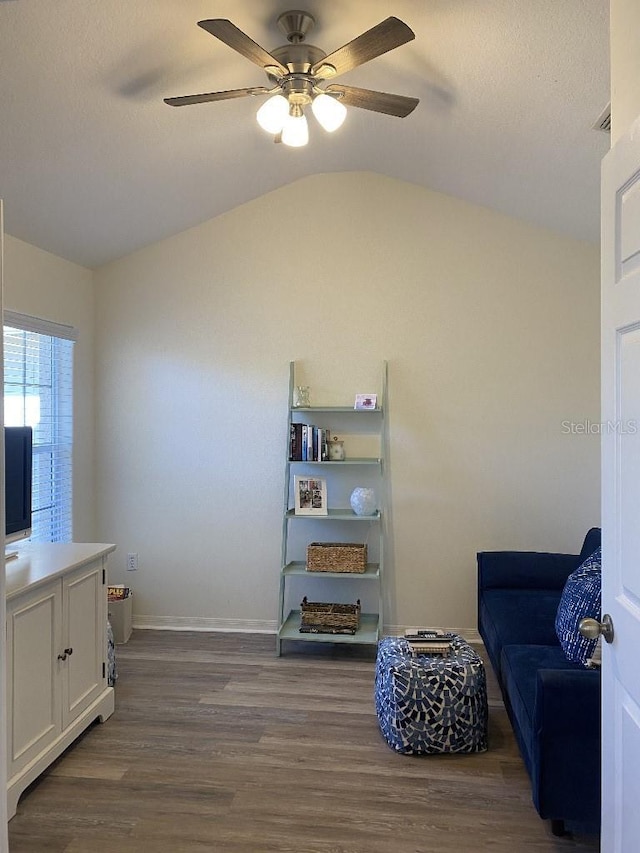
[168,13,419,148]
[312,93,347,132]
[256,94,289,134]
[281,105,309,147]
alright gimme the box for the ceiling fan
[164,10,419,147]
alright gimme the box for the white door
[601,119,640,850]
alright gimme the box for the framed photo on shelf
[294,475,328,516]
[354,393,378,411]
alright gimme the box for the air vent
[593,104,611,133]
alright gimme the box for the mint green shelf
[282,561,380,578]
[278,610,380,645]
[285,508,381,520]
[291,407,382,414]
[289,457,381,465]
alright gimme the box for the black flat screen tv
[5,426,33,547]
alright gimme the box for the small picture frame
[354,393,378,411]
[294,475,328,516]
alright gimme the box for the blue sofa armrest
[532,668,601,825]
[477,551,583,591]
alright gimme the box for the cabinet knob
[57,647,73,661]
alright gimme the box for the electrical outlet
[126,552,138,571]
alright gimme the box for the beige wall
[610,0,640,142]
[3,234,96,540]
[94,172,600,633]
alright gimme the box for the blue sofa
[477,528,601,837]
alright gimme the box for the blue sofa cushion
[477,551,583,591]
[479,588,562,676]
[500,644,579,773]
[555,547,601,665]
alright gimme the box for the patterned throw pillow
[555,547,602,665]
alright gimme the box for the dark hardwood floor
[8,631,600,852]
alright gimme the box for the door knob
[579,614,614,644]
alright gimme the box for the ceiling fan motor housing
[277,10,316,43]
[270,43,326,76]
[269,43,328,105]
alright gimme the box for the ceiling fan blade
[325,84,418,117]
[311,17,414,78]
[198,19,288,76]
[164,87,269,107]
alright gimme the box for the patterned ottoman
[375,635,488,754]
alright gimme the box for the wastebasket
[108,593,133,644]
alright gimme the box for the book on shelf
[289,423,331,462]
[407,640,452,656]
[318,427,329,462]
[289,423,303,461]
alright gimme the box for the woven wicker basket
[299,597,361,635]
[306,542,367,573]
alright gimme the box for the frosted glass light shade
[281,112,309,147]
[312,94,347,132]
[256,95,289,134]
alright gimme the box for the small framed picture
[294,475,328,516]
[354,393,378,411]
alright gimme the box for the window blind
[3,312,75,543]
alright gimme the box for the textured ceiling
[0,1,610,269]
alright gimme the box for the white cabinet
[5,543,116,818]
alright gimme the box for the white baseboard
[133,615,277,633]
[132,616,482,644]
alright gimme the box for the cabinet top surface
[6,542,116,600]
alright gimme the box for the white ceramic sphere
[350,487,376,516]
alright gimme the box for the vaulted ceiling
[0,1,610,268]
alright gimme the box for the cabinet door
[62,560,106,729]
[6,581,62,778]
